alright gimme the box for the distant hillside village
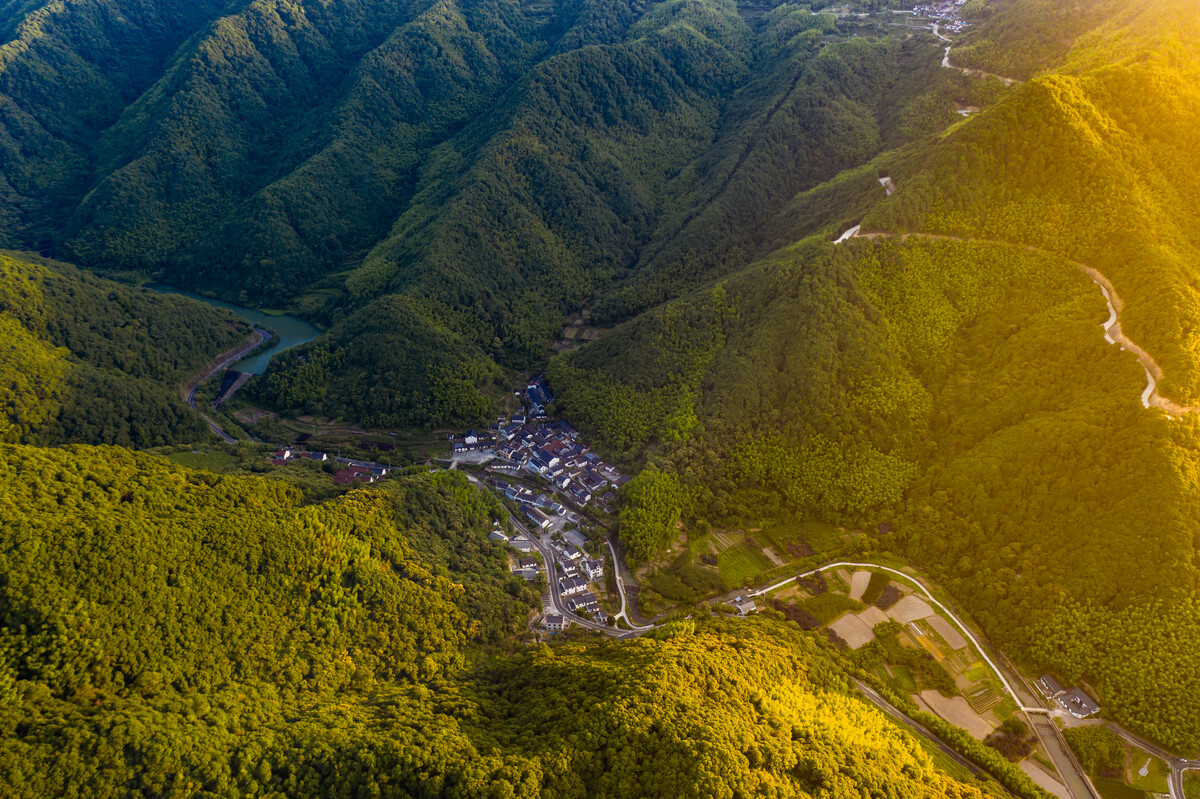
[467,377,633,633]
[263,377,628,635]
[452,377,629,516]
[260,376,629,503]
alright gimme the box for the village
[451,376,629,514]
[264,375,632,634]
[909,2,973,34]
[457,376,634,632]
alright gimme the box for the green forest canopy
[0,251,250,447]
[553,0,1200,748]
[1,0,1200,777]
[0,442,1003,798]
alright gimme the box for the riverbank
[149,284,320,374]
[183,328,267,444]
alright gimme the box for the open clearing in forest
[1128,751,1170,794]
[167,450,241,473]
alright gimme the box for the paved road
[606,538,654,631]
[752,561,1036,712]
[479,472,1192,795]
[497,504,635,637]
[746,562,1106,798]
[931,21,1020,85]
[828,228,1200,789]
[184,327,266,443]
[1103,722,1200,799]
[853,678,985,779]
[835,227,1195,415]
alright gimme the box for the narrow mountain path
[836,227,1192,414]
[932,22,1021,86]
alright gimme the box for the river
[147,284,320,375]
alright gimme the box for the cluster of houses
[554,541,605,618]
[268,447,391,486]
[912,2,971,32]
[487,519,607,631]
[453,377,627,513]
[487,478,580,533]
[1036,674,1101,719]
[488,523,540,578]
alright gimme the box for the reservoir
[147,285,321,375]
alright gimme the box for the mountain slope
[0,0,981,426]
[0,250,249,446]
[550,0,1200,752]
[0,442,1001,798]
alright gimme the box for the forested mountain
[553,0,1200,752]
[0,443,999,797]
[0,0,982,426]
[0,250,249,446]
[4,0,1200,789]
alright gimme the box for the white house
[524,507,552,530]
[560,576,588,596]
[583,559,604,581]
[567,591,600,614]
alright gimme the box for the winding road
[751,562,1108,798]
[606,539,654,631]
[490,499,641,637]
[834,227,1193,415]
[1103,723,1200,799]
[183,327,267,443]
[753,562,1035,710]
[932,21,1021,86]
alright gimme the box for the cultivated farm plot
[962,664,990,684]
[709,529,741,551]
[914,690,995,741]
[925,613,968,651]
[886,594,934,623]
[849,570,872,601]
[718,540,774,587]
[828,612,874,649]
[1020,760,1071,799]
